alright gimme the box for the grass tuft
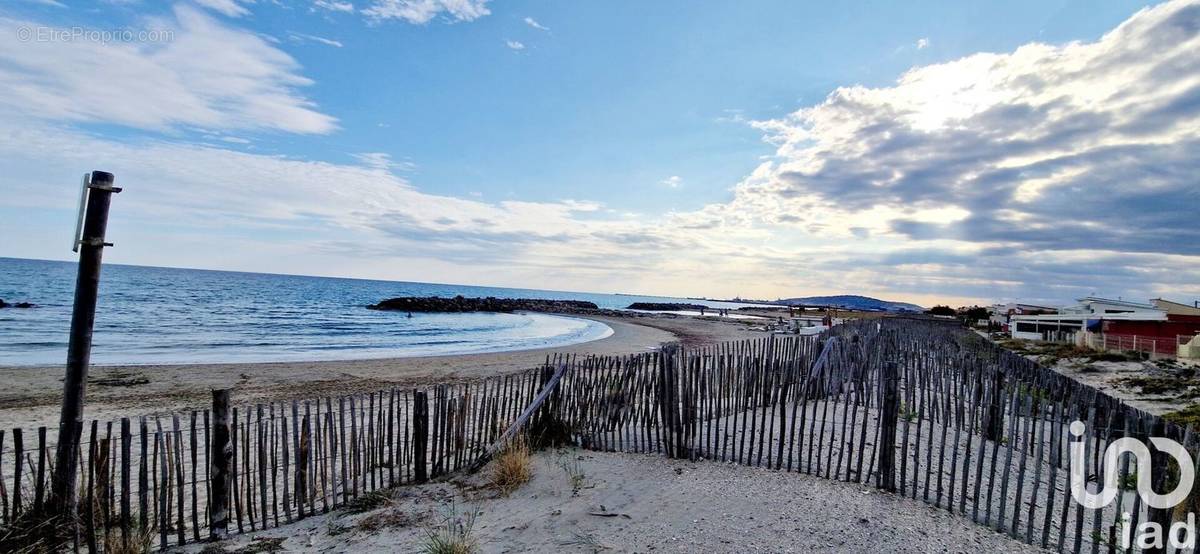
[490,436,533,495]
[421,502,478,554]
[561,530,607,552]
[0,512,67,554]
[102,522,155,554]
[1164,404,1200,428]
[341,489,393,514]
[358,508,422,534]
[555,450,587,495]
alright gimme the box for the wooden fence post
[985,369,1005,442]
[657,345,685,459]
[297,414,309,519]
[119,419,131,544]
[93,437,108,535]
[877,361,900,492]
[35,428,46,513]
[12,429,22,518]
[1145,416,1171,554]
[413,391,429,483]
[210,390,232,540]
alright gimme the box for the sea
[0,257,759,366]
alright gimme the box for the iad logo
[1069,420,1194,510]
[1069,420,1196,549]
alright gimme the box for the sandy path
[178,449,1042,553]
[0,314,763,430]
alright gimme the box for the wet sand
[0,313,764,429]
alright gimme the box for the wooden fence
[0,355,569,552]
[539,320,1199,554]
[2,319,1197,552]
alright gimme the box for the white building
[988,302,1057,327]
[1008,297,1166,341]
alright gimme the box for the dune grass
[490,436,533,495]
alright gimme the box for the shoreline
[0,313,763,430]
[0,310,618,368]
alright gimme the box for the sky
[0,0,1197,308]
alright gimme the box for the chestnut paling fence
[1,319,1195,553]
[0,365,559,551]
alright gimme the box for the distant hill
[775,295,924,313]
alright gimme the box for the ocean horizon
[0,257,757,366]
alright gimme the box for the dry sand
[1043,357,1200,416]
[180,449,1042,554]
[981,331,1200,417]
[0,313,764,430]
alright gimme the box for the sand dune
[180,449,1041,553]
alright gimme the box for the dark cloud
[758,0,1200,263]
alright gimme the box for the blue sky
[1,0,1197,307]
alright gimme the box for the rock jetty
[626,302,708,311]
[368,295,599,313]
[0,299,35,309]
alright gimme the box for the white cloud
[353,152,415,171]
[505,39,525,51]
[193,0,253,17]
[660,176,682,188]
[362,0,490,24]
[524,16,549,31]
[289,32,344,47]
[714,108,747,124]
[312,0,354,12]
[0,119,696,292]
[916,37,929,49]
[0,6,337,134]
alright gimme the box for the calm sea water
[0,257,755,366]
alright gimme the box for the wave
[0,312,612,365]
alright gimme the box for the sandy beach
[180,448,1041,553]
[0,313,764,430]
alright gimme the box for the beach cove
[0,311,763,430]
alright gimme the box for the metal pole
[51,170,121,518]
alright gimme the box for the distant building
[1152,298,1200,317]
[1008,297,1165,341]
[1101,299,1200,355]
[988,302,1057,329]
